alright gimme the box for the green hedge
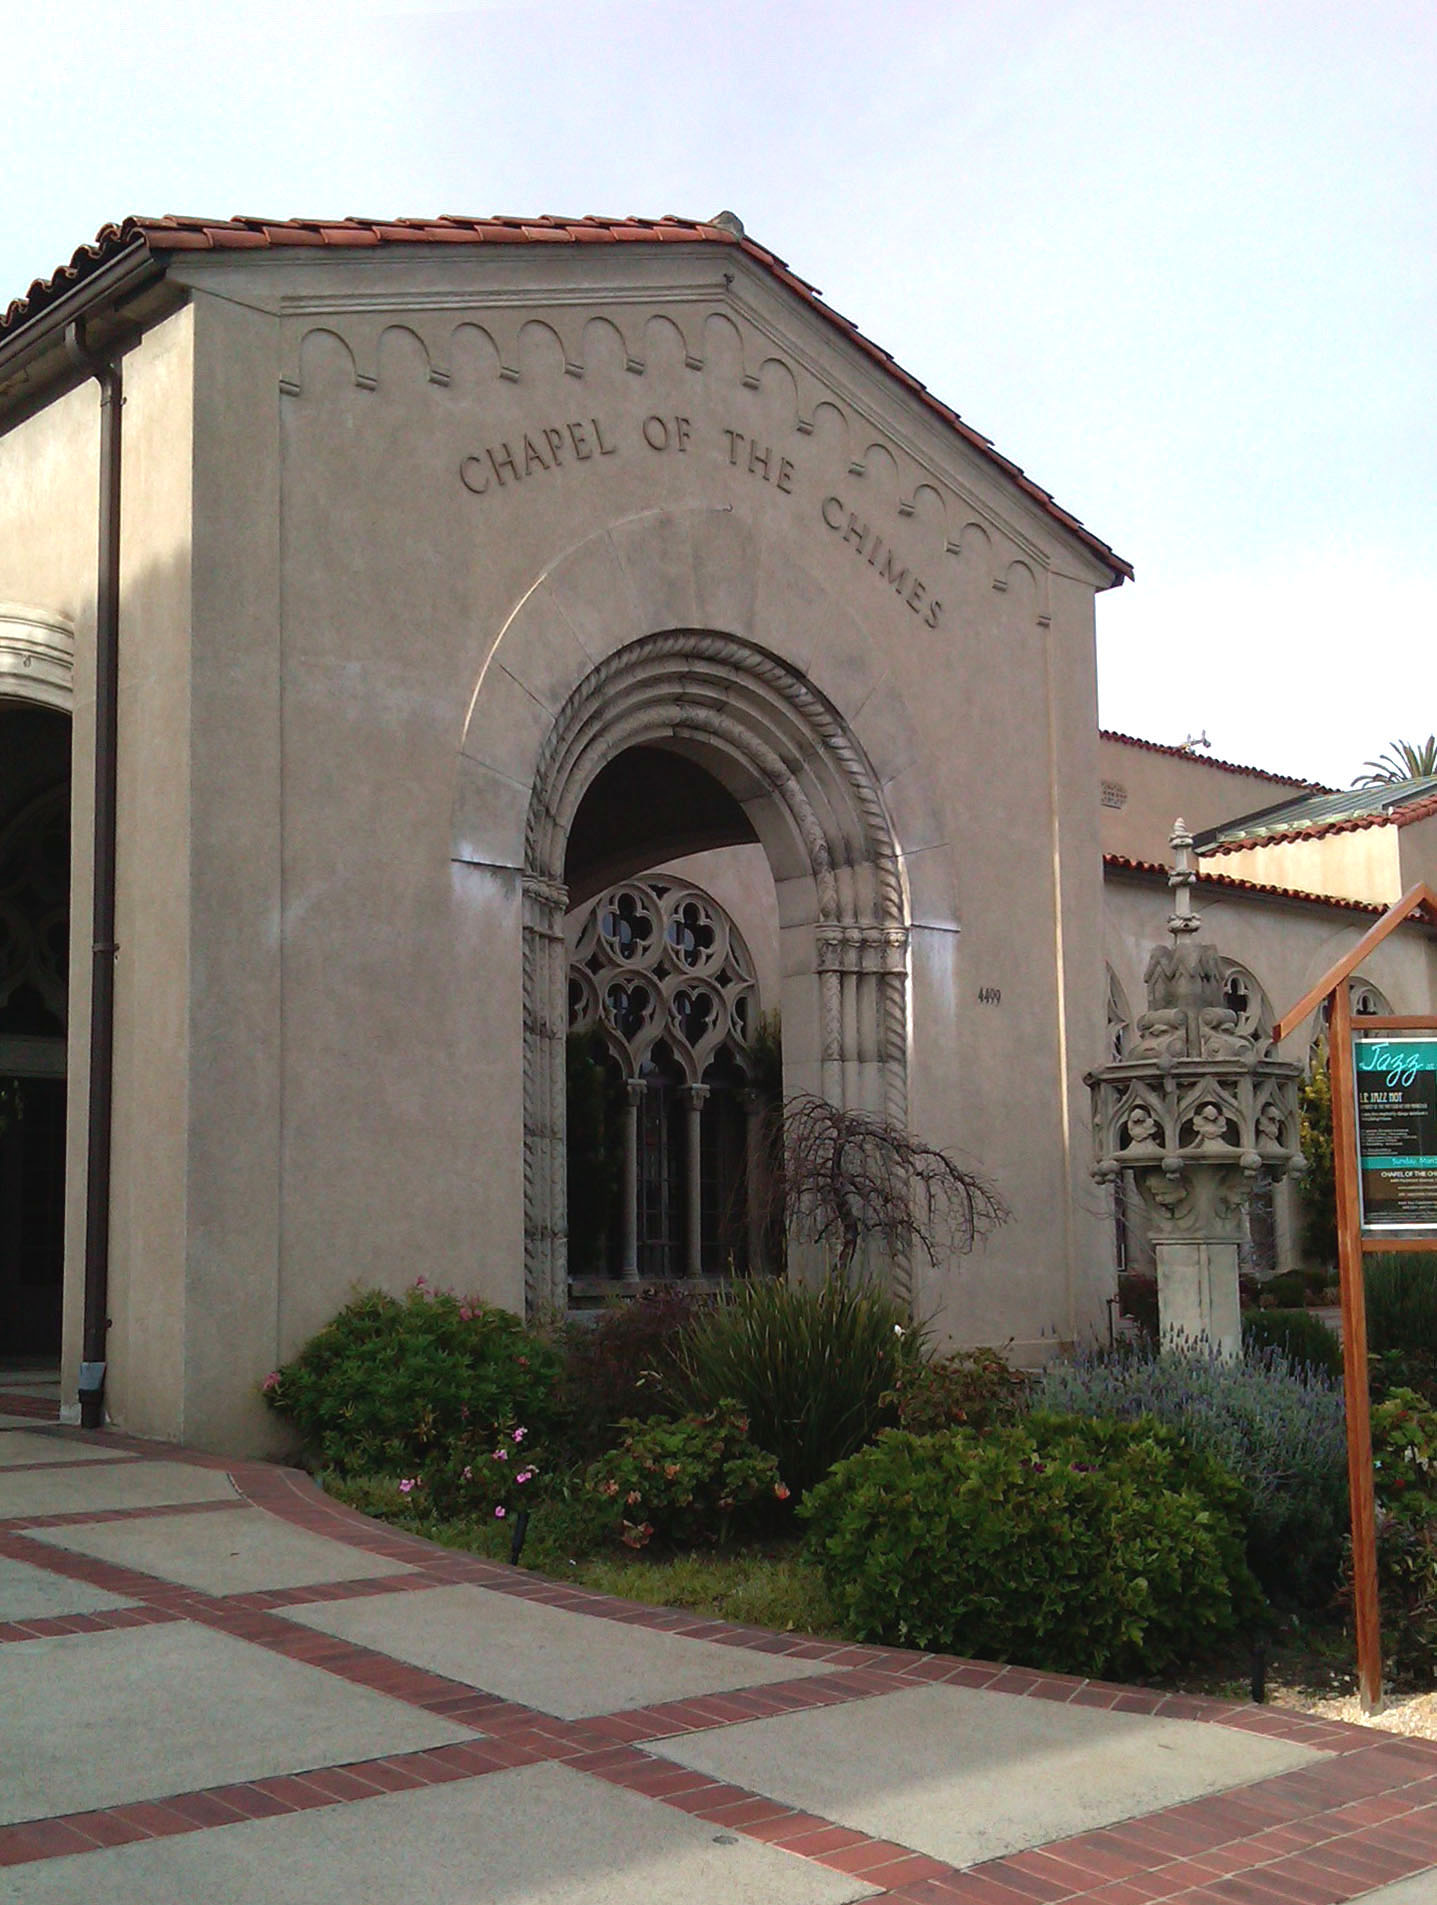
[800,1413,1261,1680]
[262,1284,563,1492]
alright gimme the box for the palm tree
[1352,736,1437,788]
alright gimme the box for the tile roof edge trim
[1098,729,1329,791]
[1102,852,1395,917]
[1,214,1131,583]
[1203,811,1399,852]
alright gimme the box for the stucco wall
[1104,873,1437,1062]
[0,307,197,1437]
[1205,828,1404,908]
[173,243,1118,1443]
[1099,735,1312,864]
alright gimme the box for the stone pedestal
[1087,823,1304,1357]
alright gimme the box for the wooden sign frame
[1272,882,1437,1715]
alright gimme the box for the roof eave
[0,235,172,421]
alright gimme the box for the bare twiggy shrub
[762,1094,1008,1280]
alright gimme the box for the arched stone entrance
[520,630,909,1313]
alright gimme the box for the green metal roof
[1196,775,1437,850]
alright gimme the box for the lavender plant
[1034,1341,1348,1606]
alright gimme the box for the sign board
[1354,1030,1437,1231]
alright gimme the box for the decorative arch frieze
[278,293,1066,622]
[520,628,910,1314]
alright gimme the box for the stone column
[683,1085,709,1277]
[621,1080,644,1281]
[742,1088,767,1275]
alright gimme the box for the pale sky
[4,0,1433,788]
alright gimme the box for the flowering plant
[258,1283,562,1493]
[585,1402,787,1550]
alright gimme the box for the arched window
[1216,958,1274,1044]
[1310,974,1395,1067]
[567,878,762,1286]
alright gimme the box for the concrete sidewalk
[1,1391,1435,1903]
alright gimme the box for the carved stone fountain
[1087,823,1305,1355]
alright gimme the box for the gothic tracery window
[567,879,763,1287]
[1216,958,1273,1044]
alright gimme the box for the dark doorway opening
[0,706,70,1362]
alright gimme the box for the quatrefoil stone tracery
[570,878,756,1085]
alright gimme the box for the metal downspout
[64,322,121,1431]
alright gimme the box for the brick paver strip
[0,1394,60,1423]
[1,1417,1434,1900]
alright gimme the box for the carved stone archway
[522,629,909,1313]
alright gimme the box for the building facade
[0,214,1138,1451]
[3,215,1433,1452]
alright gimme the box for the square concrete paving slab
[0,1620,475,1825]
[650,1682,1325,1869]
[0,1762,877,1905]
[0,1460,238,1519]
[277,1581,837,1718]
[0,1555,135,1622]
[0,1431,134,1468]
[26,1504,414,1595]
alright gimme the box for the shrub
[801,1414,1261,1680]
[883,1346,1032,1436]
[585,1404,788,1550]
[1242,1309,1342,1381]
[1371,1348,1437,1409]
[1033,1342,1348,1607]
[262,1284,563,1485]
[1116,1270,1158,1341]
[675,1276,926,1496]
[559,1288,703,1460]
[1373,1387,1437,1513]
[1300,1055,1337,1267]
[1375,1514,1437,1683]
[1366,1254,1437,1358]
[1259,1268,1333,1309]
[1367,1389,1437,1683]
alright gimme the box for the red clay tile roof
[1398,790,1437,829]
[2,213,1131,582]
[1099,729,1326,791]
[1102,851,1394,916]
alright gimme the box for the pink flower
[462,1466,473,1481]
[493,1448,509,1461]
[512,1427,527,1443]
[398,1478,418,1495]
[261,1372,280,1393]
[494,1505,507,1519]
[516,1468,534,1485]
